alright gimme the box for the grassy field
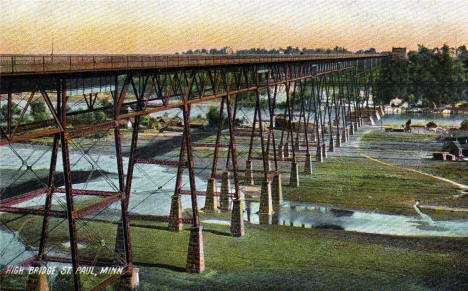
[282,156,467,220]
[1,216,467,290]
[360,132,439,143]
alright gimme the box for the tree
[30,101,50,121]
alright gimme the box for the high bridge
[0,53,389,290]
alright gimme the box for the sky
[0,0,467,54]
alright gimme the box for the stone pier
[304,153,313,174]
[328,136,335,152]
[316,144,323,162]
[259,180,273,215]
[186,227,205,273]
[342,128,348,142]
[220,171,231,212]
[168,194,183,231]
[203,178,217,212]
[27,273,49,291]
[272,173,283,210]
[263,153,271,172]
[289,159,299,187]
[244,160,254,185]
[278,146,284,160]
[284,143,290,158]
[118,267,140,290]
[322,143,328,158]
[230,199,245,236]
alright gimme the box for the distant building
[222,47,234,54]
[392,47,407,59]
[443,141,464,158]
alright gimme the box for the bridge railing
[0,54,386,75]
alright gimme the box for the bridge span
[0,53,389,290]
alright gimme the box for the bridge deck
[0,53,386,76]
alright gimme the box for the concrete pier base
[289,160,299,187]
[310,132,316,142]
[230,199,245,237]
[263,153,271,172]
[259,180,273,215]
[304,153,313,174]
[278,146,284,160]
[244,160,254,185]
[272,173,283,210]
[259,213,271,225]
[168,194,183,231]
[27,273,49,291]
[220,171,231,212]
[342,128,348,142]
[284,143,290,158]
[186,227,205,273]
[316,144,323,162]
[203,178,217,212]
[322,143,328,158]
[118,267,140,290]
[329,136,335,152]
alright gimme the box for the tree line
[374,45,468,107]
[182,46,380,55]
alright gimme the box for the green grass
[1,216,467,290]
[283,157,467,220]
[361,132,438,143]
[416,161,468,185]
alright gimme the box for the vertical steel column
[210,97,225,178]
[222,71,244,236]
[59,78,81,291]
[169,117,186,231]
[114,74,133,266]
[37,81,61,263]
[266,84,279,171]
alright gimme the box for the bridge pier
[186,227,205,273]
[118,267,140,290]
[289,159,299,187]
[168,195,183,231]
[304,153,313,174]
[322,143,328,158]
[27,272,49,291]
[272,173,283,210]
[316,144,323,162]
[245,160,254,185]
[203,178,218,212]
[259,180,273,215]
[220,171,231,212]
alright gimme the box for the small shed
[442,141,464,158]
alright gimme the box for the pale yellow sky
[0,0,467,54]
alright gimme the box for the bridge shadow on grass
[134,261,186,273]
[202,228,231,237]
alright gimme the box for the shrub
[206,106,224,127]
[461,119,468,130]
[426,121,437,128]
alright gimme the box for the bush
[206,106,224,127]
[426,121,437,128]
[461,119,468,130]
